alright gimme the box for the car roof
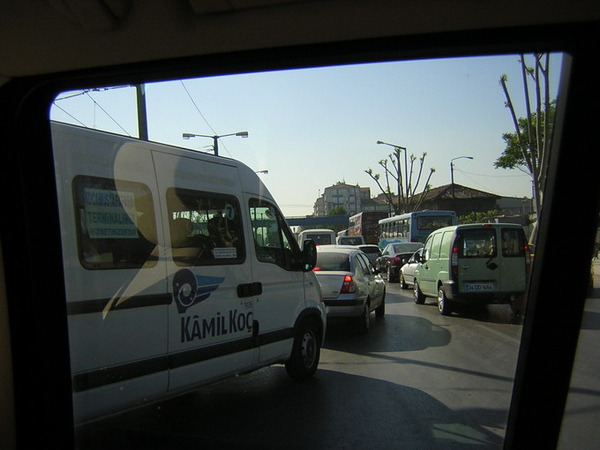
[316,245,364,254]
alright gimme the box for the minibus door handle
[237,282,263,298]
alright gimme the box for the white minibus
[51,122,326,424]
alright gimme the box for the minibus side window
[166,188,245,266]
[73,175,157,270]
[249,199,298,270]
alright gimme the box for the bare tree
[366,148,435,214]
[498,53,554,217]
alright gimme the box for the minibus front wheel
[285,318,321,381]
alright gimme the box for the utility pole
[136,84,148,140]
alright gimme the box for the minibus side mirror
[301,240,317,271]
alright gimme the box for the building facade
[313,182,372,216]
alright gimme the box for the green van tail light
[451,245,459,279]
[524,243,532,274]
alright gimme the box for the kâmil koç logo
[173,268,225,313]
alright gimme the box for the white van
[51,122,326,424]
[297,228,336,249]
[413,223,530,315]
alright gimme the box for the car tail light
[340,274,356,293]
[392,255,403,265]
[313,266,322,271]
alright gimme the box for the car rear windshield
[338,237,363,245]
[306,234,333,245]
[393,243,424,254]
[360,247,380,254]
[315,252,351,271]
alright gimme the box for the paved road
[78,283,530,449]
[76,264,600,449]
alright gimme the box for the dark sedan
[376,242,424,283]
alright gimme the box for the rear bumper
[323,298,365,317]
[442,280,525,304]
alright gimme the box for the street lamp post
[450,156,473,199]
[182,131,249,156]
[377,140,408,212]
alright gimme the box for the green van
[413,223,531,315]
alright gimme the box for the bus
[347,212,388,245]
[377,210,458,248]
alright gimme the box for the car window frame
[1,22,598,450]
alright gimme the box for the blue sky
[51,54,562,217]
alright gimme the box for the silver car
[314,245,386,333]
[400,248,423,289]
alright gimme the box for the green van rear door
[456,227,501,294]
[498,226,528,293]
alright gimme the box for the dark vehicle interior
[1,1,598,449]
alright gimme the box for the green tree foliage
[497,53,555,224]
[328,206,347,216]
[495,103,555,172]
[458,210,503,224]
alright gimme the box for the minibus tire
[413,280,426,304]
[285,318,321,381]
[437,287,452,316]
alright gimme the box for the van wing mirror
[301,240,317,271]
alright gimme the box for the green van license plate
[465,283,495,291]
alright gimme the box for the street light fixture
[182,131,249,156]
[255,169,269,174]
[377,140,408,211]
[450,156,474,199]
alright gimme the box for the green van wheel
[437,287,452,316]
[413,280,426,304]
